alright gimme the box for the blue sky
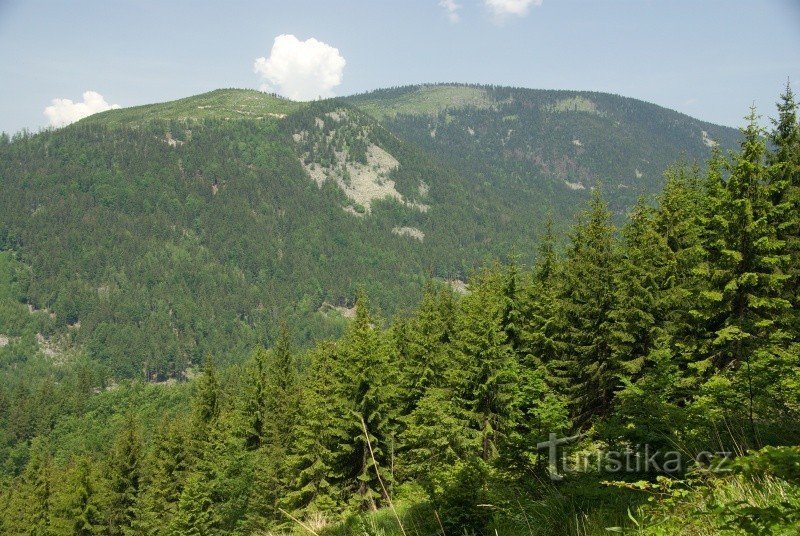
[0,0,798,133]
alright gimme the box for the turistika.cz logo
[536,433,733,481]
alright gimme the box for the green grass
[354,85,495,119]
[301,475,646,536]
[78,88,302,128]
[299,472,800,535]
[629,473,800,535]
[544,96,603,115]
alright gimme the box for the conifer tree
[244,346,269,451]
[453,272,519,461]
[523,218,567,386]
[283,343,345,517]
[264,322,299,447]
[500,259,524,356]
[136,418,190,534]
[68,457,103,536]
[336,295,392,511]
[400,385,477,486]
[669,151,730,397]
[396,283,456,417]
[239,326,300,533]
[559,189,619,426]
[22,436,54,536]
[505,237,571,472]
[193,354,220,435]
[768,82,800,335]
[604,198,685,444]
[107,414,142,535]
[695,109,792,439]
[168,472,217,536]
[241,440,294,533]
[609,199,674,384]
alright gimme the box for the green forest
[0,85,798,534]
[0,85,742,383]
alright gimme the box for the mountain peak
[79,88,300,127]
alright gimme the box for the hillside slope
[348,84,741,213]
[0,86,739,378]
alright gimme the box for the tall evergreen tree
[559,189,619,426]
[336,295,392,511]
[193,353,221,435]
[768,82,800,336]
[523,217,567,386]
[68,457,103,536]
[609,199,674,385]
[168,472,217,536]
[695,109,792,440]
[454,270,519,461]
[264,322,299,447]
[396,283,456,417]
[605,198,685,445]
[244,346,269,451]
[283,343,346,517]
[22,436,54,536]
[136,417,190,534]
[107,414,142,536]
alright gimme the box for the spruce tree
[168,472,217,536]
[136,417,190,534]
[244,346,269,450]
[507,239,571,472]
[768,82,800,336]
[68,457,102,536]
[107,413,142,536]
[695,109,792,440]
[453,270,519,462]
[605,198,685,445]
[559,189,619,426]
[500,259,525,356]
[22,436,54,536]
[399,386,476,482]
[193,353,220,435]
[264,322,299,447]
[283,343,345,518]
[336,295,392,511]
[396,283,456,417]
[609,199,674,385]
[523,217,567,386]
[673,151,730,395]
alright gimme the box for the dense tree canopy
[0,89,796,534]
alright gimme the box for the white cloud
[44,91,121,127]
[485,0,542,19]
[439,0,462,23]
[254,34,346,101]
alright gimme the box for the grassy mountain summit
[80,88,300,127]
[348,84,496,118]
[0,84,739,379]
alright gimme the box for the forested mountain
[0,83,798,535]
[348,84,741,212]
[0,85,740,381]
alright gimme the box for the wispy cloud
[485,0,542,21]
[254,34,346,101]
[43,91,120,127]
[439,0,462,23]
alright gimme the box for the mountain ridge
[0,83,742,379]
[77,83,739,136]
